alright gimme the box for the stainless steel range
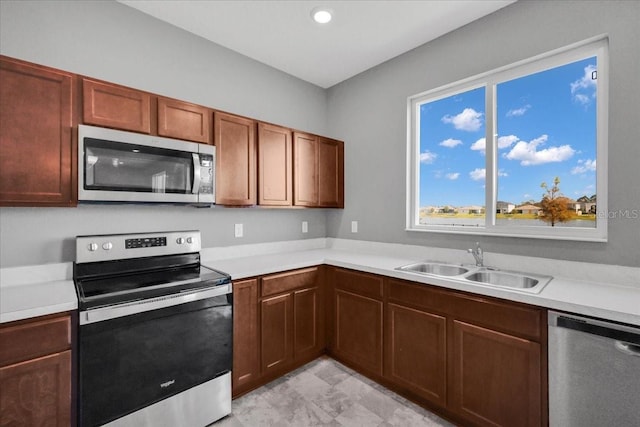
[74,231,232,427]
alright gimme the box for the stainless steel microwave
[78,125,215,205]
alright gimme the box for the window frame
[406,36,608,242]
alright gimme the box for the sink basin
[397,262,469,277]
[464,270,547,290]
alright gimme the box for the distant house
[564,199,581,213]
[458,205,484,214]
[516,204,541,215]
[496,201,515,214]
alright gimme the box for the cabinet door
[158,97,211,144]
[385,303,447,407]
[258,123,292,206]
[261,293,293,374]
[214,112,256,205]
[0,350,71,427]
[451,320,541,427]
[318,137,344,208]
[293,287,323,361]
[0,57,75,206]
[293,132,318,206]
[83,78,151,133]
[334,290,383,376]
[232,279,259,395]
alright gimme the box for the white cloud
[571,158,596,174]
[571,64,597,105]
[471,138,486,152]
[506,105,531,117]
[470,135,519,154]
[498,135,519,149]
[420,150,437,164]
[469,168,486,181]
[445,172,460,180]
[442,108,483,132]
[503,134,575,166]
[439,138,463,148]
[498,169,508,177]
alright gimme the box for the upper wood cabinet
[214,112,257,206]
[318,136,344,208]
[158,97,211,144]
[0,56,76,207]
[83,78,151,133]
[293,132,344,208]
[258,123,292,206]
[293,132,318,207]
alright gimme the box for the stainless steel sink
[396,262,469,276]
[396,261,552,293]
[464,270,540,289]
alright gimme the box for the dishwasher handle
[615,341,640,357]
[549,311,640,346]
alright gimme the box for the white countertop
[2,238,639,326]
[0,263,77,323]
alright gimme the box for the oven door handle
[80,283,232,325]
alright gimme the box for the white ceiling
[118,0,515,89]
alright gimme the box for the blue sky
[419,57,597,207]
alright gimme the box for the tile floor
[213,356,455,427]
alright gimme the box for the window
[407,37,608,241]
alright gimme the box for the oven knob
[176,237,185,244]
[88,243,98,252]
[102,242,113,251]
[186,237,193,244]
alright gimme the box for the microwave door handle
[192,153,201,194]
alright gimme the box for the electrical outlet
[234,223,243,238]
[302,221,308,233]
[351,221,358,233]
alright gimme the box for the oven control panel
[76,231,201,263]
[125,237,167,249]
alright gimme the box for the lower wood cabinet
[0,313,72,427]
[261,292,293,374]
[232,267,323,397]
[450,320,542,427]
[331,268,384,377]
[383,276,546,427]
[233,265,547,425]
[385,303,447,407]
[232,278,259,391]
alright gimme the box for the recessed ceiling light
[311,7,332,24]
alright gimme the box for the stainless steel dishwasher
[548,311,640,427]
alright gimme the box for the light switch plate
[302,221,308,233]
[234,223,243,238]
[351,221,358,233]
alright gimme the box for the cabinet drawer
[334,268,383,300]
[261,267,318,297]
[388,279,542,340]
[0,314,71,366]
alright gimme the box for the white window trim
[406,35,608,242]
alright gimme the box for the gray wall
[326,0,640,267]
[0,0,328,267]
[2,1,639,268]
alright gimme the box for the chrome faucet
[467,242,484,267]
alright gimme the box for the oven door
[78,286,232,427]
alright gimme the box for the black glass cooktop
[74,253,230,309]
